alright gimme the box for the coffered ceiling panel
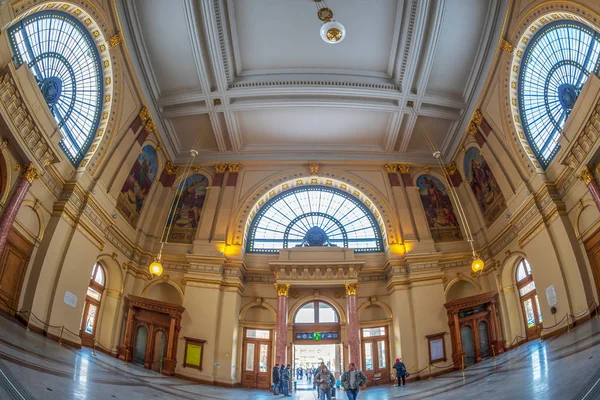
[425,0,490,98]
[168,114,218,152]
[132,0,203,95]
[231,0,399,75]
[236,108,390,151]
[406,116,454,153]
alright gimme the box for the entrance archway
[516,259,543,339]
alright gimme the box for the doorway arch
[515,258,543,339]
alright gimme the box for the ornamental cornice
[270,261,364,284]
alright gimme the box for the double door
[520,291,543,339]
[362,336,390,385]
[242,339,271,389]
[0,228,33,315]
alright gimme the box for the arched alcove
[445,280,481,302]
[243,304,276,324]
[142,281,183,306]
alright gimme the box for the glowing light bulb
[471,257,484,273]
[149,259,163,276]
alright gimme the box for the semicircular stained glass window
[246,186,383,254]
[8,11,103,166]
[518,20,600,168]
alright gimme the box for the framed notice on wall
[183,337,206,371]
[425,332,447,363]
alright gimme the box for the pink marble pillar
[274,284,290,365]
[580,166,600,212]
[345,283,360,366]
[0,163,39,256]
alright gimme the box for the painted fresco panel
[117,145,158,227]
[167,174,209,243]
[416,174,462,242]
[463,147,506,227]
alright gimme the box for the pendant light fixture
[417,111,484,274]
[313,0,346,44]
[148,148,199,277]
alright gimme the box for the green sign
[313,332,322,341]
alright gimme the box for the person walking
[314,365,335,400]
[281,364,291,397]
[340,363,367,400]
[272,364,280,395]
[393,358,407,387]
[279,364,286,395]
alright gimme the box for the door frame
[360,326,390,385]
[241,327,272,389]
[519,290,542,339]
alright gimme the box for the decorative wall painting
[416,174,462,242]
[167,174,209,243]
[117,145,158,227]
[463,147,506,227]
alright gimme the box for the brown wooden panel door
[0,228,33,314]
[362,339,390,385]
[585,230,600,298]
[242,340,271,389]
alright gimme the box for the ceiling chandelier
[313,0,346,44]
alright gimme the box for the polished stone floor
[1,313,600,399]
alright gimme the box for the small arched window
[80,262,106,344]
[294,301,339,324]
[518,21,600,168]
[8,11,103,166]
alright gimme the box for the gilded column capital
[0,139,8,152]
[228,163,241,173]
[384,163,397,173]
[23,163,40,183]
[309,163,319,176]
[499,39,515,54]
[579,166,594,185]
[275,283,291,297]
[164,160,179,175]
[344,283,358,296]
[108,32,123,48]
[397,164,410,174]
[472,109,483,126]
[139,106,151,122]
[446,161,458,175]
[467,122,478,136]
[215,163,227,174]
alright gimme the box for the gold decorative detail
[398,164,410,174]
[156,145,161,151]
[164,161,179,175]
[369,296,377,304]
[467,122,478,136]
[341,184,347,189]
[275,283,291,297]
[384,163,397,173]
[0,139,7,152]
[108,32,123,48]
[326,179,332,185]
[283,183,289,189]
[100,45,106,52]
[215,163,227,174]
[181,279,187,286]
[499,39,515,54]
[93,31,100,37]
[213,98,222,106]
[309,163,319,176]
[579,166,594,185]
[291,291,300,299]
[84,18,91,24]
[517,50,522,57]
[105,95,111,102]
[139,106,151,122]
[461,147,467,153]
[192,166,200,173]
[511,82,516,89]
[311,178,317,184]
[522,37,528,43]
[317,7,333,22]
[334,292,342,298]
[23,163,40,183]
[228,163,241,173]
[296,179,303,185]
[106,77,111,84]
[596,164,600,175]
[326,28,343,42]
[103,61,109,67]
[344,283,358,296]
[447,161,458,175]
[472,110,483,126]
[424,167,431,174]
[269,190,275,196]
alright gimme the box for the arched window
[518,21,600,168]
[515,259,543,339]
[294,301,339,324]
[80,262,106,345]
[8,11,103,166]
[247,186,383,253]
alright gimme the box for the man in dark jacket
[393,358,407,386]
[272,364,280,395]
[341,363,367,400]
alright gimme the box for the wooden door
[0,228,33,315]
[361,328,390,385]
[521,292,542,339]
[585,229,600,298]
[242,339,271,389]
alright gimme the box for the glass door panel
[461,325,475,366]
[364,342,373,371]
[478,321,490,359]
[84,303,98,334]
[245,343,255,371]
[535,295,543,323]
[259,344,268,373]
[523,298,536,329]
[133,326,148,366]
[377,340,387,369]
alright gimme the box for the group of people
[271,357,409,399]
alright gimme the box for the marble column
[274,284,290,365]
[580,166,600,212]
[0,163,40,257]
[345,283,360,366]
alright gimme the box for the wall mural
[416,174,462,242]
[117,145,158,227]
[167,174,209,243]
[463,147,506,227]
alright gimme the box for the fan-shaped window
[8,11,103,166]
[247,186,383,253]
[294,301,339,324]
[518,21,600,168]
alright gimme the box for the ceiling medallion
[313,1,346,44]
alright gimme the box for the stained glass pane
[247,186,383,253]
[518,21,600,168]
[8,11,103,166]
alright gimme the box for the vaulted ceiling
[117,0,508,163]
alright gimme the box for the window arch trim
[246,185,383,254]
[8,10,104,166]
[293,300,340,324]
